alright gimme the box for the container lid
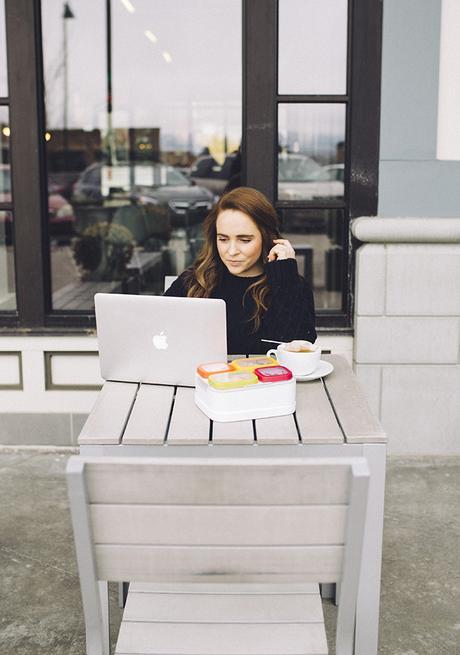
[254,365,293,382]
[197,362,234,378]
[231,356,277,371]
[208,371,259,390]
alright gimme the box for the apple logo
[152,331,168,350]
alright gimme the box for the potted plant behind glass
[72,221,134,282]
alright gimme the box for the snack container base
[194,373,296,422]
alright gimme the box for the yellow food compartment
[208,371,259,390]
[231,356,277,372]
[197,362,234,378]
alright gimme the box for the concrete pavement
[0,450,458,654]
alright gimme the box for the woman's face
[216,209,264,277]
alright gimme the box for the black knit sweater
[164,259,316,355]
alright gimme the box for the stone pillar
[351,217,460,455]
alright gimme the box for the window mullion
[5,0,48,327]
[243,0,277,203]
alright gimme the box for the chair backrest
[67,455,369,653]
[164,275,177,291]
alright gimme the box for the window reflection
[0,0,7,96]
[278,104,345,202]
[0,211,16,311]
[278,0,348,95]
[41,0,242,310]
[0,106,15,311]
[280,208,344,310]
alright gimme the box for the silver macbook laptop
[95,293,227,386]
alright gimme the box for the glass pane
[279,207,345,311]
[278,0,348,95]
[0,107,16,311]
[41,0,242,311]
[278,103,345,202]
[0,211,16,311]
[0,0,7,96]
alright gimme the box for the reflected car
[72,163,215,242]
[278,155,344,201]
[0,164,75,242]
[131,166,215,228]
[189,152,240,195]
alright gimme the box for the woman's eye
[217,237,228,242]
[240,239,252,243]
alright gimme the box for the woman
[164,186,316,354]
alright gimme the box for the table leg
[355,444,386,655]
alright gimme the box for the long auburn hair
[185,186,282,331]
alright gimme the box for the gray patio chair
[67,455,369,655]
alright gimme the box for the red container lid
[254,365,293,382]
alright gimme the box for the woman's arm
[262,258,317,344]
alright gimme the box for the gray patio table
[78,354,387,655]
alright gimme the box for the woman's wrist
[264,257,299,286]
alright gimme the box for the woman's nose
[227,241,239,255]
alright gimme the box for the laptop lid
[95,293,227,386]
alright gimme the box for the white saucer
[295,360,334,382]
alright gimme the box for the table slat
[323,355,387,444]
[123,384,175,444]
[295,380,344,444]
[78,381,138,445]
[167,387,210,444]
[255,414,299,444]
[212,420,254,444]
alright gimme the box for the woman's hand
[267,238,296,262]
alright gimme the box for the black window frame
[1,0,382,333]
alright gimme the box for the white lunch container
[194,372,296,422]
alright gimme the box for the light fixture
[45,132,52,142]
[120,0,135,12]
[144,30,158,44]
[2,126,10,137]
[162,51,172,63]
[63,2,75,19]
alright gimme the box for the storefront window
[0,105,15,311]
[0,0,7,96]
[278,103,346,202]
[280,207,345,311]
[278,0,348,95]
[41,0,242,310]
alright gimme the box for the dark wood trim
[277,95,349,103]
[276,201,347,211]
[243,0,277,203]
[348,0,382,218]
[0,97,9,105]
[5,0,48,327]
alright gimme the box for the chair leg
[118,581,130,608]
[98,581,110,655]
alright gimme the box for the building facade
[0,0,458,453]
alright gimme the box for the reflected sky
[42,0,241,141]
